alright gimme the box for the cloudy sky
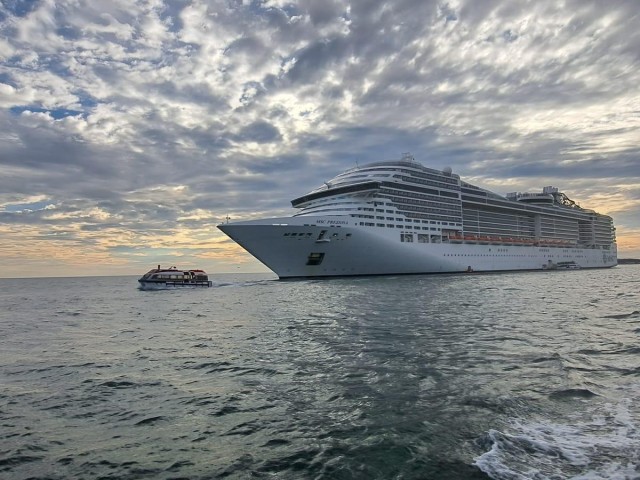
[1,0,639,278]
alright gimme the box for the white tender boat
[138,265,213,290]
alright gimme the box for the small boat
[138,265,213,290]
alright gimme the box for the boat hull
[138,280,213,290]
[218,217,618,278]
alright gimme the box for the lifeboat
[138,265,213,290]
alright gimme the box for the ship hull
[218,217,618,279]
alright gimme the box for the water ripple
[1,269,639,479]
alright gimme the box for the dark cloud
[150,81,229,109]
[503,156,640,180]
[249,153,309,174]
[237,120,282,143]
[285,36,351,85]
[298,0,345,26]
[224,36,264,56]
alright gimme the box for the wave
[602,311,640,320]
[474,393,640,479]
[548,388,599,400]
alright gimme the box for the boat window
[317,230,327,241]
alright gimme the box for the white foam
[474,388,640,479]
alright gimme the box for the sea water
[0,267,639,479]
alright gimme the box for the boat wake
[474,388,640,479]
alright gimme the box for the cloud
[237,120,282,143]
[1,0,639,276]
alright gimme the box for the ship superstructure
[218,155,617,278]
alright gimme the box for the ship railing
[454,234,531,244]
[447,233,583,248]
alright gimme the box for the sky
[1,0,639,278]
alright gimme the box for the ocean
[1,266,639,479]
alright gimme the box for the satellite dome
[443,166,452,175]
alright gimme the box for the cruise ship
[218,154,617,278]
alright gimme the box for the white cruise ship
[218,154,617,278]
